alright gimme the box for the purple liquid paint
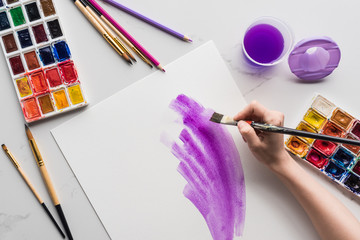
[169,94,246,240]
[243,24,284,64]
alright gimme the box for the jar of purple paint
[242,17,293,66]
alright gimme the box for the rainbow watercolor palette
[286,94,360,197]
[0,0,87,122]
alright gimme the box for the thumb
[238,121,261,147]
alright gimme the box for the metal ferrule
[30,140,44,167]
[221,121,238,126]
[221,115,238,126]
[132,47,152,66]
[5,150,20,169]
[113,37,131,56]
[103,33,123,56]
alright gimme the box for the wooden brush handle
[39,166,60,205]
[18,168,43,204]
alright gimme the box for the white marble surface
[0,0,360,239]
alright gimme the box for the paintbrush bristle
[25,124,33,139]
[210,112,238,126]
[210,112,224,123]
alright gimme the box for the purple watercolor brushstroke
[169,94,246,239]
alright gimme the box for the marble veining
[0,213,30,238]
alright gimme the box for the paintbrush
[86,0,153,68]
[209,112,360,146]
[72,0,132,65]
[86,0,165,71]
[2,144,65,239]
[25,125,73,240]
[81,0,136,62]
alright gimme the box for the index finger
[233,101,268,122]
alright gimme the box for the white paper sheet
[51,41,247,240]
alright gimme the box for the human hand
[234,101,291,172]
[235,102,360,240]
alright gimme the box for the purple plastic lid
[288,37,341,80]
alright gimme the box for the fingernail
[238,120,246,129]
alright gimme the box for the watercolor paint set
[286,94,360,197]
[0,0,87,122]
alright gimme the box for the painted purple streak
[243,24,284,64]
[169,94,246,239]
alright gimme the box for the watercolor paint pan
[0,0,87,123]
[286,94,360,197]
